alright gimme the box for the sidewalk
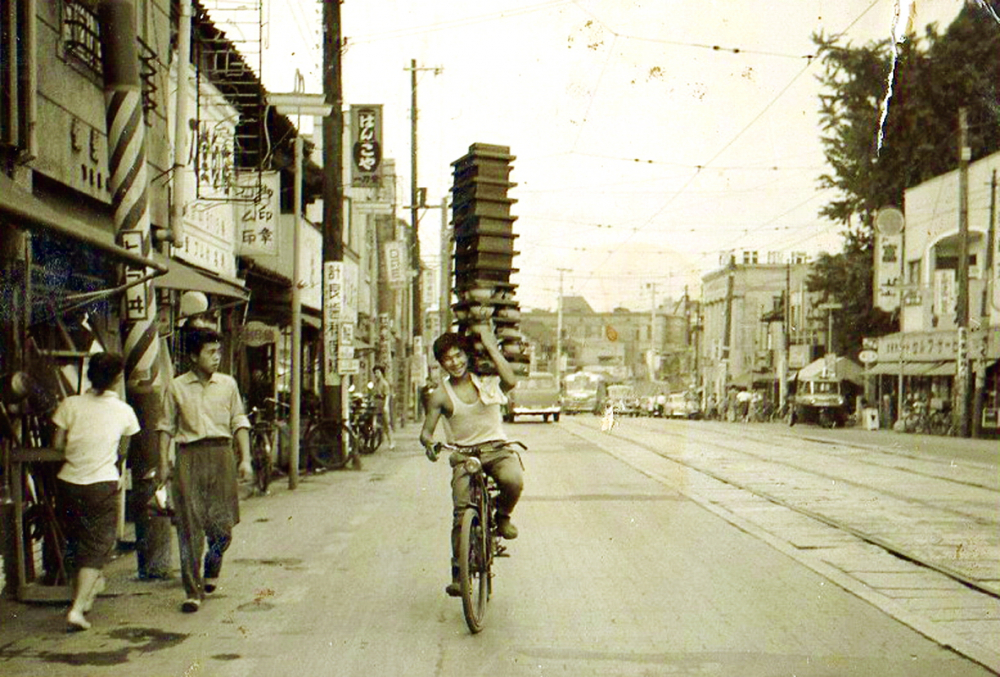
[0,424,426,648]
[784,424,999,462]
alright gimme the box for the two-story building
[698,256,823,408]
[867,151,1000,435]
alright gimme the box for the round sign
[858,349,878,364]
[875,208,904,236]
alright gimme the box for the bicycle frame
[434,441,522,634]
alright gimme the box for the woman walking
[52,353,141,630]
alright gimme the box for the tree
[809,3,1000,353]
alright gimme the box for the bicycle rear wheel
[303,422,348,470]
[458,508,490,633]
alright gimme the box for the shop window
[62,0,103,78]
[61,1,157,124]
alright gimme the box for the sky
[203,0,967,313]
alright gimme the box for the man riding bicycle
[420,325,523,597]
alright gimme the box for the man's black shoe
[445,580,461,597]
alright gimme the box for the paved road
[564,414,1000,671]
[0,422,994,676]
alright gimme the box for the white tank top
[441,377,507,446]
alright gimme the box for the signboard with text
[350,105,383,187]
[384,240,407,287]
[236,171,279,256]
[874,232,903,311]
[324,262,343,385]
[120,230,151,321]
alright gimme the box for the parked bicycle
[247,406,276,494]
[349,384,383,456]
[431,440,526,634]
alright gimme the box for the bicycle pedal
[496,546,509,557]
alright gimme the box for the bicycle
[349,393,382,456]
[247,406,276,494]
[301,417,355,471]
[431,441,525,634]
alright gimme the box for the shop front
[1,175,167,600]
[865,329,999,436]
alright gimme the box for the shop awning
[921,361,955,377]
[0,173,166,273]
[153,254,249,300]
[866,361,949,376]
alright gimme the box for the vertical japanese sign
[236,171,280,256]
[343,259,359,324]
[384,240,407,287]
[350,105,382,187]
[120,230,151,321]
[324,262,343,385]
[873,207,904,312]
[934,269,956,324]
[874,232,903,311]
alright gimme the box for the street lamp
[269,79,333,489]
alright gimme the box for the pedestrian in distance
[372,365,395,450]
[155,328,251,613]
[420,325,524,597]
[51,352,141,631]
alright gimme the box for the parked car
[504,372,561,422]
[667,392,702,419]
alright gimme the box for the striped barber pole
[100,0,160,391]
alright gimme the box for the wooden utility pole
[322,0,344,434]
[956,108,971,437]
[405,60,442,338]
[973,170,997,437]
[555,268,570,385]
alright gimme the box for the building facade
[868,150,1000,435]
[698,260,823,406]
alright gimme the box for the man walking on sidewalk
[156,328,251,613]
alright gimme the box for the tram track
[562,416,1000,599]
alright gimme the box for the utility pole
[780,261,791,410]
[983,171,997,321]
[646,281,657,381]
[322,0,345,437]
[555,268,570,385]
[405,60,442,337]
[956,108,971,437]
[439,196,452,332]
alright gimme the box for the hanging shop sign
[873,208,904,312]
[874,232,903,311]
[242,321,278,347]
[300,223,323,311]
[384,240,407,287]
[350,105,382,187]
[933,269,956,323]
[236,171,279,256]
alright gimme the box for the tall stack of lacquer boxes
[450,143,529,375]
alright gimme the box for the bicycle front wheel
[303,422,348,470]
[458,508,490,633]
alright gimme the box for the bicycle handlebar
[425,440,526,462]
